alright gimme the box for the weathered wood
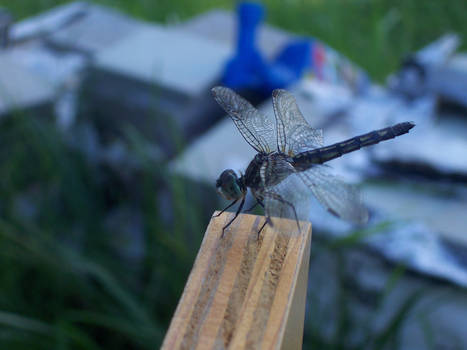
[161,211,312,350]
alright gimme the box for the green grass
[3,0,467,80]
[0,0,465,349]
[0,112,209,349]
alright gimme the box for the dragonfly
[212,86,415,236]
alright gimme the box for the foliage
[3,0,467,81]
[0,113,206,348]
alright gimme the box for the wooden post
[161,211,312,350]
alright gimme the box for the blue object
[221,2,311,95]
[266,40,311,91]
[222,2,265,90]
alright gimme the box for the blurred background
[1,1,467,349]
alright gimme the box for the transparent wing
[297,165,368,224]
[272,89,324,155]
[212,86,276,153]
[258,172,313,236]
[262,173,311,218]
[258,164,368,230]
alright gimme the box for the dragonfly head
[216,169,246,201]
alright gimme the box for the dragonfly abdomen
[292,122,415,170]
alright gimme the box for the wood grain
[161,211,312,350]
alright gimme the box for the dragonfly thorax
[243,153,268,189]
[216,169,246,201]
[244,152,294,190]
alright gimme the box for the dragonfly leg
[221,196,245,238]
[263,192,301,234]
[245,199,264,212]
[213,199,238,218]
[257,216,273,239]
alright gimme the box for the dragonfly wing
[272,89,324,155]
[259,171,314,227]
[212,86,276,153]
[297,165,368,224]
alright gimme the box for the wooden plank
[161,211,312,350]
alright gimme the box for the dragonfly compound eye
[216,169,243,200]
